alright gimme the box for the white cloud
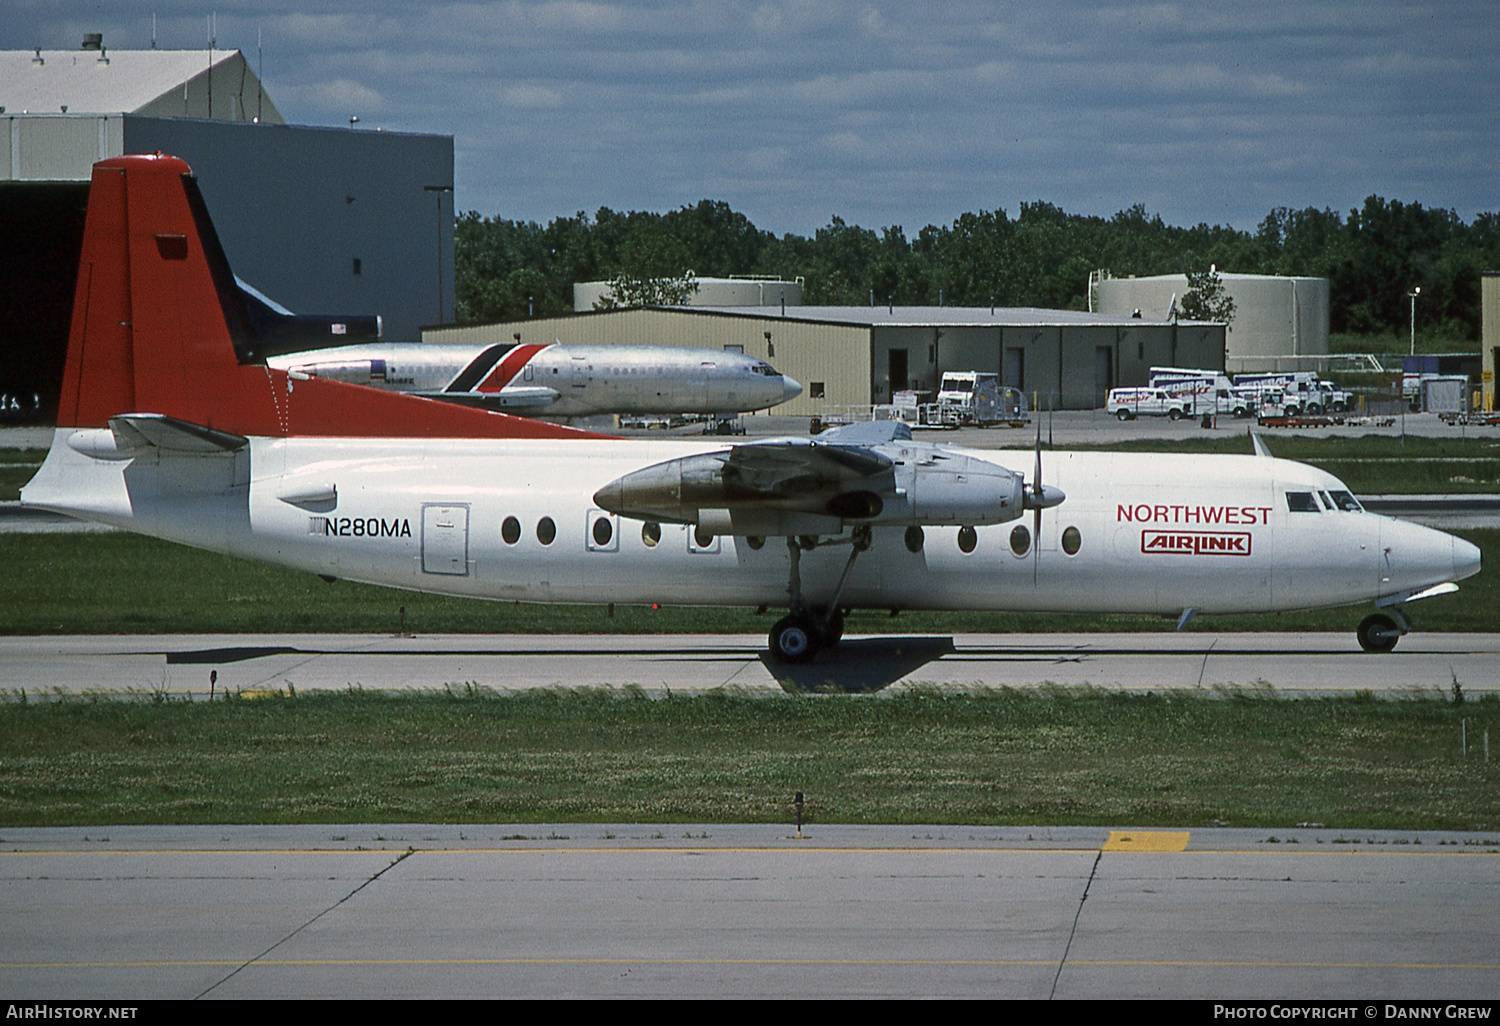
[3,0,1495,232]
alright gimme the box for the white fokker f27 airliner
[23,156,1482,662]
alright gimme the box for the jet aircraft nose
[781,375,803,403]
[1453,534,1482,582]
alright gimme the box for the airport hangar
[424,305,1227,417]
[0,39,453,422]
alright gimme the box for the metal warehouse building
[0,41,453,421]
[424,305,1226,416]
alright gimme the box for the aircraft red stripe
[58,154,612,441]
[476,343,550,393]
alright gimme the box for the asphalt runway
[2,823,1497,999]
[2,631,1496,696]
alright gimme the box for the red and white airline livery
[22,155,1481,661]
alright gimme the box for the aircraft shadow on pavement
[760,636,956,694]
[166,646,302,664]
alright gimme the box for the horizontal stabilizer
[818,420,913,445]
[112,414,248,453]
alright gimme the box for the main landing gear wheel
[1357,613,1401,653]
[770,613,822,663]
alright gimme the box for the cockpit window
[1285,491,1320,512]
[1328,490,1362,512]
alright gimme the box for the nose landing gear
[1357,608,1410,653]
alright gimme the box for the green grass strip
[1,688,1497,829]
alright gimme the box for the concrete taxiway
[1,823,1497,999]
[1,631,1496,696]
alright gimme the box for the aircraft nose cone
[1454,535,1482,582]
[781,375,803,403]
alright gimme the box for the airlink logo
[1141,530,1252,556]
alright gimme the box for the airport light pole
[1408,286,1421,356]
[424,184,454,325]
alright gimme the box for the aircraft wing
[594,438,893,536]
[594,435,1026,537]
[418,386,561,411]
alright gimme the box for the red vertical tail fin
[55,154,605,440]
[57,153,266,431]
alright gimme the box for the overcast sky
[8,1,1496,236]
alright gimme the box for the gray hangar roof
[0,48,282,122]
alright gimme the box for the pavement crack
[1195,637,1219,689]
[194,847,416,999]
[1050,849,1101,1000]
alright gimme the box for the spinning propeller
[1022,420,1065,583]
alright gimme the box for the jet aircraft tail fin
[56,153,600,440]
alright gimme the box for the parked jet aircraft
[265,341,802,423]
[22,156,1482,662]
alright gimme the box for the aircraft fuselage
[24,434,1477,618]
[267,343,801,418]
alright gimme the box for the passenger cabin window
[1285,491,1320,512]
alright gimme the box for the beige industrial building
[425,305,1226,415]
[1095,272,1329,372]
[1483,272,1498,412]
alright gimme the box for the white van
[1107,387,1191,421]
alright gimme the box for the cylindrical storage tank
[1095,273,1328,365]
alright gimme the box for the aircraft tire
[821,610,846,648]
[770,614,822,663]
[1357,613,1401,653]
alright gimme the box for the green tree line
[456,196,1500,344]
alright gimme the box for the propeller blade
[1033,422,1042,584]
[1033,504,1041,585]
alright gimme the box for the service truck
[936,372,1029,427]
[1147,367,1264,417]
[1232,371,1353,416]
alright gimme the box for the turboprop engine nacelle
[592,442,1029,536]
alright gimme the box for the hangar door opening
[1004,348,1025,391]
[1094,347,1113,407]
[888,349,909,394]
[422,504,470,575]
